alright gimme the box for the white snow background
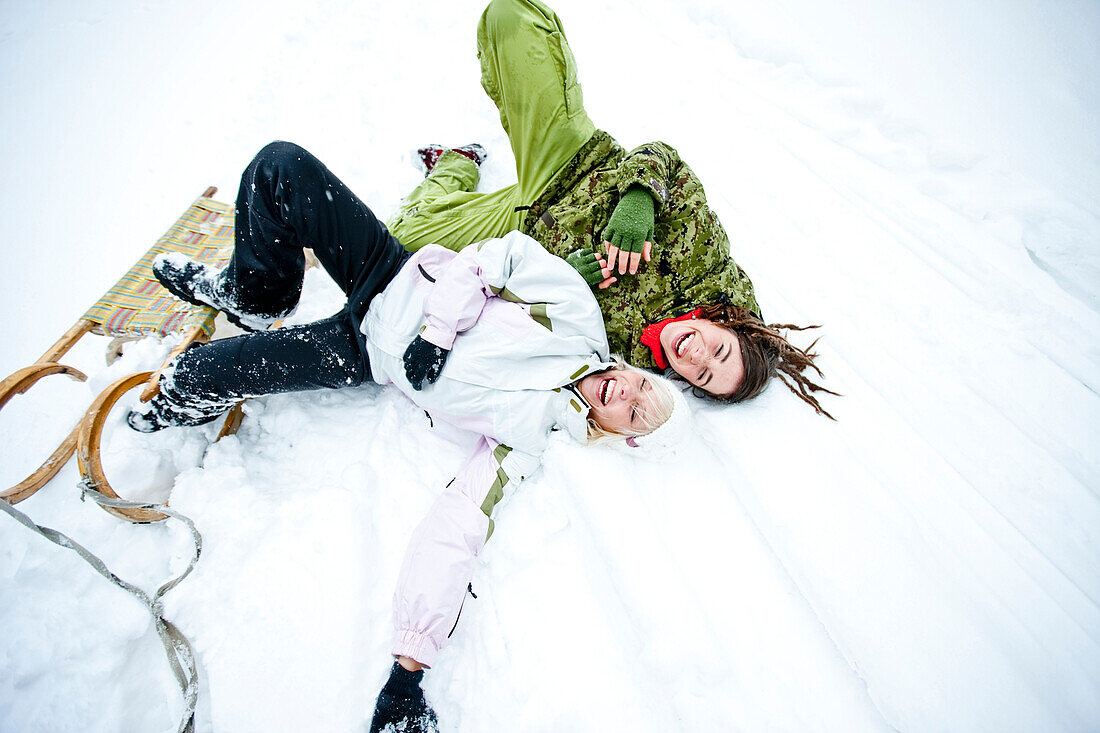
[2,0,1098,731]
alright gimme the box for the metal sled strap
[0,484,203,733]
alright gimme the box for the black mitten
[403,335,450,391]
[369,662,438,733]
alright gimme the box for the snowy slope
[1,1,1098,732]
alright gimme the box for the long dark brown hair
[675,304,839,419]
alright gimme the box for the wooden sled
[0,187,243,520]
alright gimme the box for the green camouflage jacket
[520,130,760,368]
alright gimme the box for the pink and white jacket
[360,231,612,666]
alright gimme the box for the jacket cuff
[618,176,669,211]
[393,629,441,669]
[419,323,456,350]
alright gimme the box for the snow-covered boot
[126,402,168,433]
[416,143,488,174]
[126,367,236,433]
[153,252,292,332]
[126,392,223,433]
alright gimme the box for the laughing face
[660,319,745,396]
[576,367,658,435]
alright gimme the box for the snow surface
[2,0,1098,731]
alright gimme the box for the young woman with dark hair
[681,304,837,418]
[388,0,836,420]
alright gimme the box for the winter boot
[126,392,224,433]
[153,252,293,332]
[126,368,236,433]
[416,143,488,175]
[126,398,221,433]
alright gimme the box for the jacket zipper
[447,583,477,638]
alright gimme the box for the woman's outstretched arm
[390,436,540,667]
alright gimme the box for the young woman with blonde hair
[132,141,688,732]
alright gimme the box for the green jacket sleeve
[615,142,680,211]
[597,140,762,342]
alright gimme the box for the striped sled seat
[0,188,245,521]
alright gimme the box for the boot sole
[153,268,266,333]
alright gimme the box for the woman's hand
[565,248,617,289]
[601,186,655,275]
[369,661,438,733]
[403,335,450,390]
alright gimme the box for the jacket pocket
[447,583,478,639]
[547,31,584,119]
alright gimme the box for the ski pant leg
[402,151,482,213]
[225,141,409,322]
[386,0,596,253]
[477,0,595,198]
[157,311,370,424]
[387,155,525,253]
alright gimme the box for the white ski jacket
[360,230,613,666]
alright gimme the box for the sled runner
[0,188,242,519]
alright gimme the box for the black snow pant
[162,141,410,421]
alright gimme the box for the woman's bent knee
[252,140,315,171]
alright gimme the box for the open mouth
[598,377,616,405]
[674,331,695,359]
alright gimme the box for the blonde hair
[585,359,675,444]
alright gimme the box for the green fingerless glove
[565,248,604,286]
[601,186,656,254]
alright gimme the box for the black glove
[403,335,450,391]
[369,662,438,733]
